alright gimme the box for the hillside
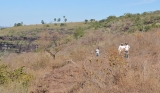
[0,10,160,93]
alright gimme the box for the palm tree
[57,18,61,22]
[54,18,56,22]
[64,18,67,22]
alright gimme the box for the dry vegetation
[1,11,160,93]
[1,27,160,93]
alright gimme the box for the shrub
[54,23,57,26]
[106,15,117,22]
[0,64,9,84]
[60,23,66,26]
[107,46,126,68]
[73,27,84,39]
[144,25,151,31]
[46,24,50,27]
[0,64,33,92]
[84,19,88,24]
[107,46,127,85]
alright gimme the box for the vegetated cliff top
[0,10,160,36]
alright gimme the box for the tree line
[41,16,67,24]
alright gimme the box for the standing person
[95,47,100,56]
[124,42,130,58]
[118,43,125,55]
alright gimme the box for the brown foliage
[2,27,160,92]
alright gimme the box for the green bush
[0,64,33,90]
[106,15,117,22]
[60,23,66,26]
[0,64,9,84]
[73,27,84,39]
[144,25,151,31]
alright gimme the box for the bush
[0,64,33,92]
[106,15,117,22]
[0,64,8,84]
[54,23,57,26]
[144,25,151,31]
[46,24,50,27]
[60,23,66,26]
[73,27,84,39]
[107,46,126,68]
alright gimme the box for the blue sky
[0,0,159,26]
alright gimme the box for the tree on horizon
[64,18,67,22]
[57,18,61,22]
[54,18,56,22]
[85,19,88,24]
[41,20,45,24]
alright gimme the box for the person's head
[125,42,128,45]
[121,43,123,46]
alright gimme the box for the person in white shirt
[118,43,125,55]
[124,42,130,58]
[95,47,100,56]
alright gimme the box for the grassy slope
[0,22,88,36]
[0,10,160,93]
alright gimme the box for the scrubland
[1,11,160,93]
[1,27,160,93]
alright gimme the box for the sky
[0,0,160,27]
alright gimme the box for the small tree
[64,18,67,22]
[54,18,56,22]
[57,18,61,22]
[17,23,22,26]
[14,22,23,27]
[41,20,45,24]
[90,19,95,22]
[85,19,88,24]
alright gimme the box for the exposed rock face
[0,36,39,53]
[0,27,74,54]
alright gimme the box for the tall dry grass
[1,26,160,92]
[52,28,160,93]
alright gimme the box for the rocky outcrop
[0,36,39,53]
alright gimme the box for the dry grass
[56,28,160,93]
[0,22,89,36]
[1,25,160,92]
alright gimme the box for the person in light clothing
[124,42,130,58]
[95,47,100,56]
[118,43,125,55]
